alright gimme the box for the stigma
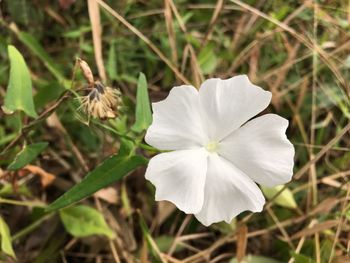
[205,141,219,153]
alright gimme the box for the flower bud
[78,58,94,85]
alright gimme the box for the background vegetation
[0,0,349,262]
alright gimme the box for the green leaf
[7,142,48,171]
[0,183,32,197]
[198,43,218,74]
[0,217,16,258]
[212,219,236,234]
[107,42,117,80]
[46,154,147,211]
[291,253,316,263]
[59,205,114,239]
[320,240,333,263]
[317,84,350,119]
[154,235,184,254]
[3,45,37,118]
[230,255,280,263]
[346,209,350,221]
[261,185,297,209]
[131,73,152,132]
[155,235,175,252]
[62,26,91,38]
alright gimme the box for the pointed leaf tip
[131,72,152,132]
[4,45,37,118]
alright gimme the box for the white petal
[198,75,272,141]
[195,154,265,226]
[145,85,207,150]
[145,149,208,214]
[218,114,295,187]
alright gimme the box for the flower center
[205,141,219,153]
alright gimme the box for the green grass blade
[46,154,147,212]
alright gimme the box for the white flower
[144,75,295,226]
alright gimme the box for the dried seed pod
[81,82,121,120]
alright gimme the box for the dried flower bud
[78,58,94,85]
[81,82,122,120]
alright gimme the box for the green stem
[139,142,157,151]
[12,213,54,241]
[0,198,45,207]
[94,120,159,153]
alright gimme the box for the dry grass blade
[168,0,186,32]
[164,0,178,65]
[230,0,349,97]
[267,207,294,249]
[290,219,339,240]
[166,1,203,87]
[294,121,350,180]
[311,6,321,261]
[201,0,224,47]
[288,219,318,263]
[328,187,350,263]
[46,113,89,173]
[96,0,191,85]
[188,45,204,88]
[88,0,107,82]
